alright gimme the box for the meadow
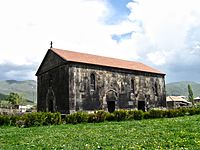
[1,115,200,149]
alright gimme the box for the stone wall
[37,49,166,114]
[68,63,166,113]
[37,64,69,114]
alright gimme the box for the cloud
[125,0,200,82]
[0,63,38,80]
[0,0,112,80]
[0,0,200,83]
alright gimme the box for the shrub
[88,113,97,123]
[113,110,128,121]
[0,115,10,126]
[95,110,107,122]
[127,110,135,120]
[165,109,180,118]
[22,112,42,127]
[42,112,62,125]
[188,108,200,116]
[176,108,188,116]
[143,112,150,119]
[194,108,200,115]
[15,120,25,127]
[10,115,21,126]
[149,109,164,118]
[66,112,88,124]
[2,107,200,127]
[133,110,143,120]
[20,112,61,127]
[105,113,115,121]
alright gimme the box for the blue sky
[106,0,132,24]
[0,0,200,83]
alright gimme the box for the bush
[149,109,164,118]
[0,115,10,126]
[133,110,143,120]
[10,115,21,126]
[20,112,61,127]
[95,110,107,122]
[88,111,108,123]
[88,113,97,123]
[188,108,200,116]
[15,120,25,127]
[22,112,43,127]
[143,112,150,119]
[127,110,135,120]
[165,109,180,118]
[43,112,62,125]
[66,111,88,124]
[113,110,128,121]
[2,107,200,127]
[105,113,115,121]
[127,110,144,120]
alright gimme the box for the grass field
[1,115,200,149]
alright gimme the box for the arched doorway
[106,90,118,113]
[138,101,145,111]
[46,87,56,112]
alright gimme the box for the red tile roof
[51,48,165,75]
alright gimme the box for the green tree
[6,92,23,105]
[188,84,194,104]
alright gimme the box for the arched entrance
[106,90,118,113]
[138,101,145,111]
[46,87,56,112]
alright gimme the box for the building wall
[37,50,166,114]
[37,65,69,114]
[68,63,166,113]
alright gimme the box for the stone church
[36,48,166,114]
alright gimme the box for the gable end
[36,49,66,76]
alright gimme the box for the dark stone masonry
[36,48,166,114]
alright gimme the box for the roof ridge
[51,48,165,75]
[51,48,141,64]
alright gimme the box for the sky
[0,0,200,83]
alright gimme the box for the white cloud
[1,0,200,82]
[0,0,110,64]
[127,0,200,60]
[124,0,200,82]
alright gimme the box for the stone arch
[46,87,56,112]
[103,89,118,113]
[105,89,118,101]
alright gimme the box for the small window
[154,82,158,96]
[90,73,95,91]
[131,79,134,92]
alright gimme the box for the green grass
[1,115,200,149]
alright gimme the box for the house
[36,48,166,114]
[194,97,200,103]
[166,96,191,109]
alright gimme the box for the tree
[188,84,194,105]
[6,92,23,105]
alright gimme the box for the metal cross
[50,41,53,48]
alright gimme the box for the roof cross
[50,41,53,48]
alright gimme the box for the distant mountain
[1,80,199,102]
[166,81,200,97]
[0,80,36,103]
[0,93,7,100]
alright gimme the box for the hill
[0,80,36,103]
[166,81,200,97]
[1,80,199,102]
